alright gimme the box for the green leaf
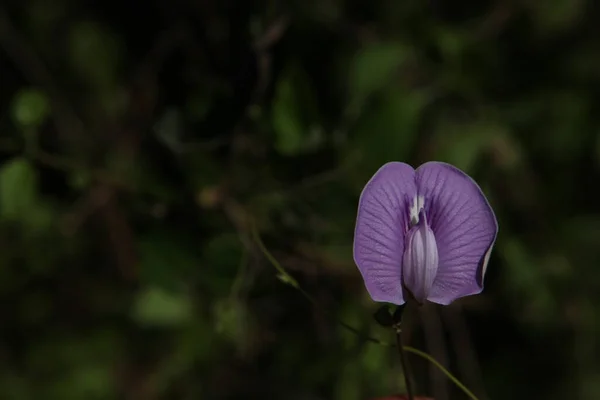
[27,331,121,398]
[433,120,508,173]
[201,234,243,295]
[213,298,246,340]
[0,373,31,399]
[68,169,93,190]
[69,21,121,89]
[527,0,585,33]
[0,157,38,222]
[348,42,408,105]
[272,64,322,156]
[185,91,212,123]
[434,27,469,66]
[132,286,193,327]
[335,363,361,400]
[501,239,555,323]
[138,231,200,291]
[154,108,185,153]
[361,343,389,387]
[348,88,428,176]
[11,88,50,129]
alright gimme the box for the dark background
[0,0,598,399]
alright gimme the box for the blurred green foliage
[0,0,599,399]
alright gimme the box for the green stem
[395,328,415,400]
[403,346,480,400]
[251,222,481,400]
[250,222,397,347]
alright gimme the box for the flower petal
[415,162,498,305]
[353,162,417,305]
[402,209,439,303]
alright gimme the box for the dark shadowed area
[0,0,598,399]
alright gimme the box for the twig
[442,304,489,400]
[250,15,289,108]
[395,327,415,400]
[229,15,289,161]
[100,186,138,281]
[422,303,449,400]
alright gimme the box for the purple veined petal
[353,162,417,305]
[415,162,498,305]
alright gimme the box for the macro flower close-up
[2,0,598,397]
[353,162,498,306]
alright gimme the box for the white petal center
[403,209,439,303]
[409,195,425,226]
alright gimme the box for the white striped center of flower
[403,196,438,303]
[409,195,424,227]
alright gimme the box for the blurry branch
[442,304,489,400]
[0,139,124,187]
[133,25,188,84]
[222,200,258,261]
[396,328,416,400]
[250,15,289,110]
[98,26,189,283]
[474,2,512,39]
[111,25,186,163]
[0,7,86,140]
[117,24,187,141]
[253,16,289,50]
[253,164,348,204]
[230,15,289,158]
[332,103,365,147]
[60,185,113,235]
[40,24,184,242]
[229,248,250,299]
[0,8,181,281]
[0,138,175,201]
[100,187,139,281]
[221,201,394,346]
[421,304,450,400]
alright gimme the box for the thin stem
[396,327,415,400]
[404,346,480,400]
[250,221,396,346]
[251,222,481,400]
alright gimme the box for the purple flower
[353,162,498,305]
